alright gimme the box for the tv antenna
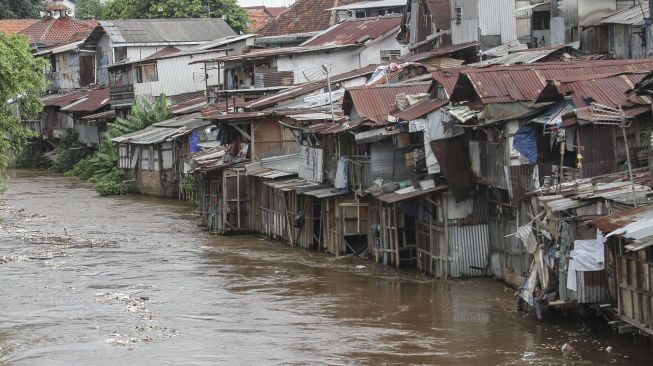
[590,103,638,207]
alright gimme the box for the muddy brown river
[1,169,651,365]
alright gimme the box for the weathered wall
[133,51,226,100]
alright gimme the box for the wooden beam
[232,124,251,141]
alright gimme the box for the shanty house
[202,16,408,88]
[255,0,362,47]
[583,2,653,59]
[112,113,213,197]
[39,87,111,145]
[19,11,97,92]
[398,0,452,51]
[448,0,518,47]
[590,204,653,336]
[106,35,255,111]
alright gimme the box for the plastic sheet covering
[334,156,348,189]
[566,231,606,291]
[512,124,538,164]
[516,224,538,254]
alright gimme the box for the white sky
[238,0,295,7]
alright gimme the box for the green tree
[102,0,248,33]
[75,0,104,20]
[0,0,42,19]
[0,33,46,190]
[69,95,171,195]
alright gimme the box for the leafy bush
[12,142,51,168]
[95,179,127,196]
[67,95,171,196]
[53,129,92,172]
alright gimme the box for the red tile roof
[303,16,402,47]
[343,84,431,124]
[21,16,97,48]
[0,19,39,35]
[266,7,288,17]
[245,8,273,33]
[257,0,361,37]
[451,59,653,104]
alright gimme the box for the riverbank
[1,169,651,365]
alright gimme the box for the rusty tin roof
[302,16,402,47]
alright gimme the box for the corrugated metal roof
[598,1,648,25]
[42,90,88,107]
[343,84,431,124]
[451,59,653,104]
[473,45,573,66]
[153,113,206,128]
[376,185,448,203]
[431,67,467,97]
[590,204,653,251]
[302,16,401,47]
[400,42,478,63]
[112,114,210,144]
[60,87,110,112]
[81,110,116,120]
[192,34,257,51]
[537,170,652,210]
[536,71,652,108]
[191,44,357,64]
[204,111,273,121]
[482,40,528,58]
[245,153,300,177]
[100,19,234,45]
[246,63,378,110]
[394,98,448,121]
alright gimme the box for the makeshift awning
[354,127,400,144]
[246,154,299,178]
[590,204,653,251]
[301,187,348,198]
[375,185,448,204]
[515,2,550,17]
[445,105,480,124]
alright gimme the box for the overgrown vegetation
[12,142,51,169]
[52,129,93,172]
[0,32,47,191]
[69,95,171,196]
[101,0,248,32]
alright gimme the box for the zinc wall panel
[479,0,517,42]
[449,224,490,278]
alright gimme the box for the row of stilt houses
[115,57,653,337]
[113,55,653,336]
[18,0,653,339]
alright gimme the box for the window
[380,50,401,62]
[533,11,551,31]
[136,63,158,83]
[114,46,127,62]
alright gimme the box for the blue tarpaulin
[190,131,199,153]
[513,124,538,164]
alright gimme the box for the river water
[0,169,651,365]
